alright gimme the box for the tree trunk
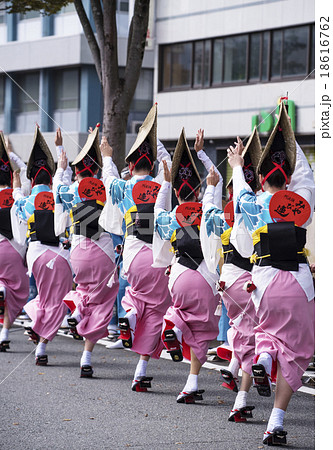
[102,89,129,170]
[101,0,150,171]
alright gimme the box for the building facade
[0,0,315,181]
[153,0,315,186]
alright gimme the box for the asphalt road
[0,327,315,450]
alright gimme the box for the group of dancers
[0,101,315,446]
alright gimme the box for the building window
[0,75,4,113]
[161,43,192,89]
[0,3,6,25]
[54,69,80,110]
[310,24,315,73]
[19,10,40,20]
[119,0,129,12]
[193,41,204,87]
[159,23,314,92]
[16,72,39,112]
[212,38,223,85]
[282,26,308,76]
[131,69,153,111]
[261,31,270,81]
[271,30,282,77]
[203,40,211,87]
[249,33,261,81]
[223,35,247,82]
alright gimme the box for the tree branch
[123,0,150,107]
[102,0,119,93]
[74,0,102,82]
[90,0,105,58]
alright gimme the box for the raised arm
[154,160,178,240]
[55,128,73,186]
[194,129,223,208]
[154,138,172,185]
[100,136,120,182]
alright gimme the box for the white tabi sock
[134,359,148,379]
[183,373,198,393]
[257,352,273,376]
[173,326,182,344]
[0,327,9,342]
[228,357,240,378]
[125,309,137,333]
[80,350,92,367]
[35,342,47,357]
[233,390,248,410]
[267,407,285,432]
[71,308,81,323]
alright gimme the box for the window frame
[158,22,315,92]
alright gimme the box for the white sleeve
[197,149,223,209]
[53,167,64,192]
[287,141,315,226]
[98,177,124,236]
[154,139,172,186]
[102,156,120,183]
[155,180,171,212]
[9,153,31,196]
[202,185,216,212]
[9,152,26,170]
[12,187,25,202]
[56,146,73,186]
[52,168,71,236]
[152,179,174,268]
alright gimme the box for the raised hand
[162,159,171,183]
[227,145,244,169]
[206,166,219,187]
[58,150,68,171]
[234,136,244,155]
[194,128,204,153]
[55,128,63,146]
[100,136,113,158]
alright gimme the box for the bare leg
[84,339,95,353]
[190,348,202,375]
[3,307,12,331]
[273,362,293,411]
[239,370,252,392]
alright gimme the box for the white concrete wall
[155,0,314,42]
[17,17,42,42]
[54,11,82,37]
[0,23,6,45]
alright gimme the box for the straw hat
[226,127,262,191]
[257,101,296,175]
[72,124,102,168]
[171,127,201,188]
[0,131,14,174]
[125,103,157,163]
[27,125,55,179]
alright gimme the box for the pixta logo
[251,98,296,133]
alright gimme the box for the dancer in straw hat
[100,104,172,392]
[13,125,72,366]
[0,132,29,352]
[153,128,221,404]
[53,125,119,378]
[227,102,315,446]
[201,128,262,423]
